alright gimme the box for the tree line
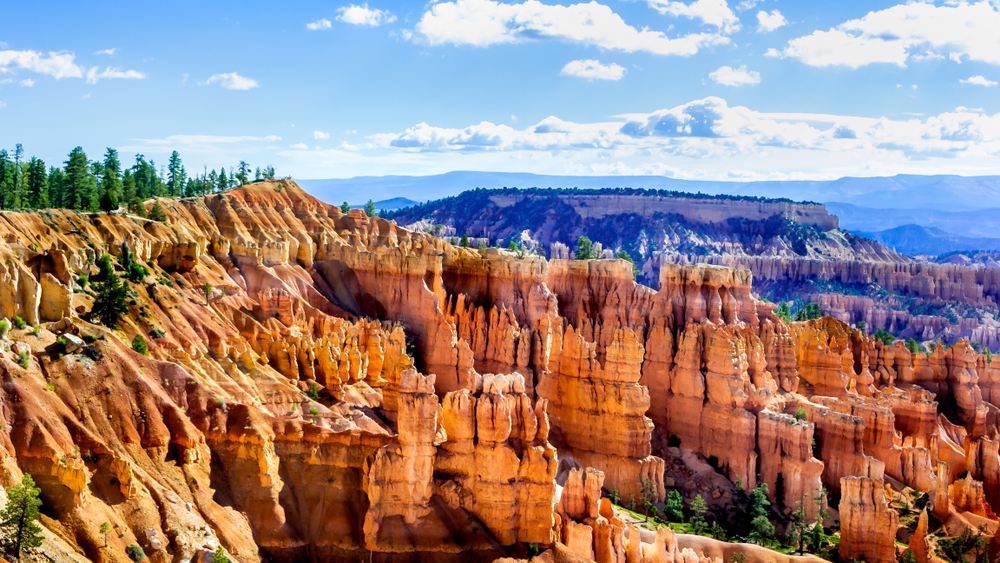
[0,144,276,214]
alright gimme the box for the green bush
[13,316,26,330]
[309,407,319,415]
[77,275,89,288]
[126,543,146,561]
[793,407,808,421]
[0,319,9,338]
[132,334,148,355]
[150,328,165,339]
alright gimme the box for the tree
[855,320,867,334]
[793,406,808,421]
[340,201,350,213]
[747,483,774,545]
[99,521,111,547]
[204,283,213,299]
[64,147,93,210]
[217,168,228,192]
[873,328,895,346]
[460,234,469,248]
[101,149,122,209]
[167,151,186,196]
[132,334,148,355]
[617,250,634,263]
[236,161,250,186]
[574,236,595,260]
[794,302,821,321]
[92,269,129,328]
[508,240,519,252]
[24,158,48,209]
[689,494,708,535]
[665,490,684,522]
[749,515,775,545]
[364,199,377,217]
[212,545,228,563]
[149,200,167,222]
[640,478,657,521]
[774,302,792,322]
[126,543,145,561]
[0,474,44,559]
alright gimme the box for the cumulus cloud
[961,75,998,87]
[86,66,146,84]
[201,72,259,90]
[337,4,396,26]
[19,79,34,87]
[314,130,331,139]
[709,65,760,86]
[0,49,83,79]
[756,10,786,33]
[366,96,1000,166]
[771,1,1000,68]
[291,143,310,149]
[560,59,626,80]
[645,0,740,33]
[412,0,728,56]
[306,18,333,30]
[94,48,116,56]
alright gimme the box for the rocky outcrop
[838,476,899,563]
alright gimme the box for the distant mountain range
[297,172,1000,211]
[851,224,1000,256]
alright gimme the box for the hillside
[386,187,1000,350]
[0,180,992,563]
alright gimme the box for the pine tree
[689,494,708,534]
[574,236,594,260]
[99,522,110,547]
[0,473,44,559]
[92,268,129,328]
[460,234,469,248]
[64,147,92,210]
[131,334,148,355]
[47,166,65,208]
[149,200,167,222]
[217,168,228,192]
[237,161,250,186]
[25,158,48,209]
[212,545,228,563]
[364,199,377,217]
[340,201,350,213]
[0,150,13,210]
[665,490,683,521]
[167,151,185,197]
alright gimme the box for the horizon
[5,0,1000,183]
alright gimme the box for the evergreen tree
[47,166,66,208]
[217,168,228,192]
[100,149,122,211]
[255,167,261,181]
[91,268,129,328]
[364,199,377,217]
[149,200,167,222]
[460,234,469,248]
[689,494,708,535]
[0,150,13,209]
[340,201,350,213]
[208,169,219,193]
[167,151,185,197]
[99,522,111,547]
[8,144,23,209]
[0,474,44,559]
[25,158,48,209]
[237,160,250,185]
[665,490,684,521]
[64,147,92,210]
[131,334,148,355]
[212,545,228,563]
[574,236,594,260]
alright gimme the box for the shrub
[150,328,165,339]
[793,407,808,421]
[307,381,319,400]
[126,543,146,561]
[77,275,89,288]
[127,262,149,283]
[131,334,148,355]
[17,351,29,369]
[0,319,8,338]
[309,407,319,415]
[12,316,25,330]
[31,326,39,337]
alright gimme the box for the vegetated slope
[0,179,997,563]
[385,187,1000,349]
[852,224,1000,256]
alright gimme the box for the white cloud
[709,65,760,86]
[337,4,396,26]
[412,0,728,56]
[560,59,626,80]
[314,130,331,140]
[0,49,82,79]
[645,0,740,33]
[961,75,998,87]
[756,10,786,33]
[306,18,333,30]
[772,1,1000,68]
[735,0,758,11]
[94,48,116,56]
[85,66,146,84]
[201,72,259,90]
[0,100,5,108]
[291,143,310,149]
[19,79,34,87]
[366,97,1000,170]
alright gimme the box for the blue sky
[4,0,1000,181]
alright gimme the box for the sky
[4,0,1000,182]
